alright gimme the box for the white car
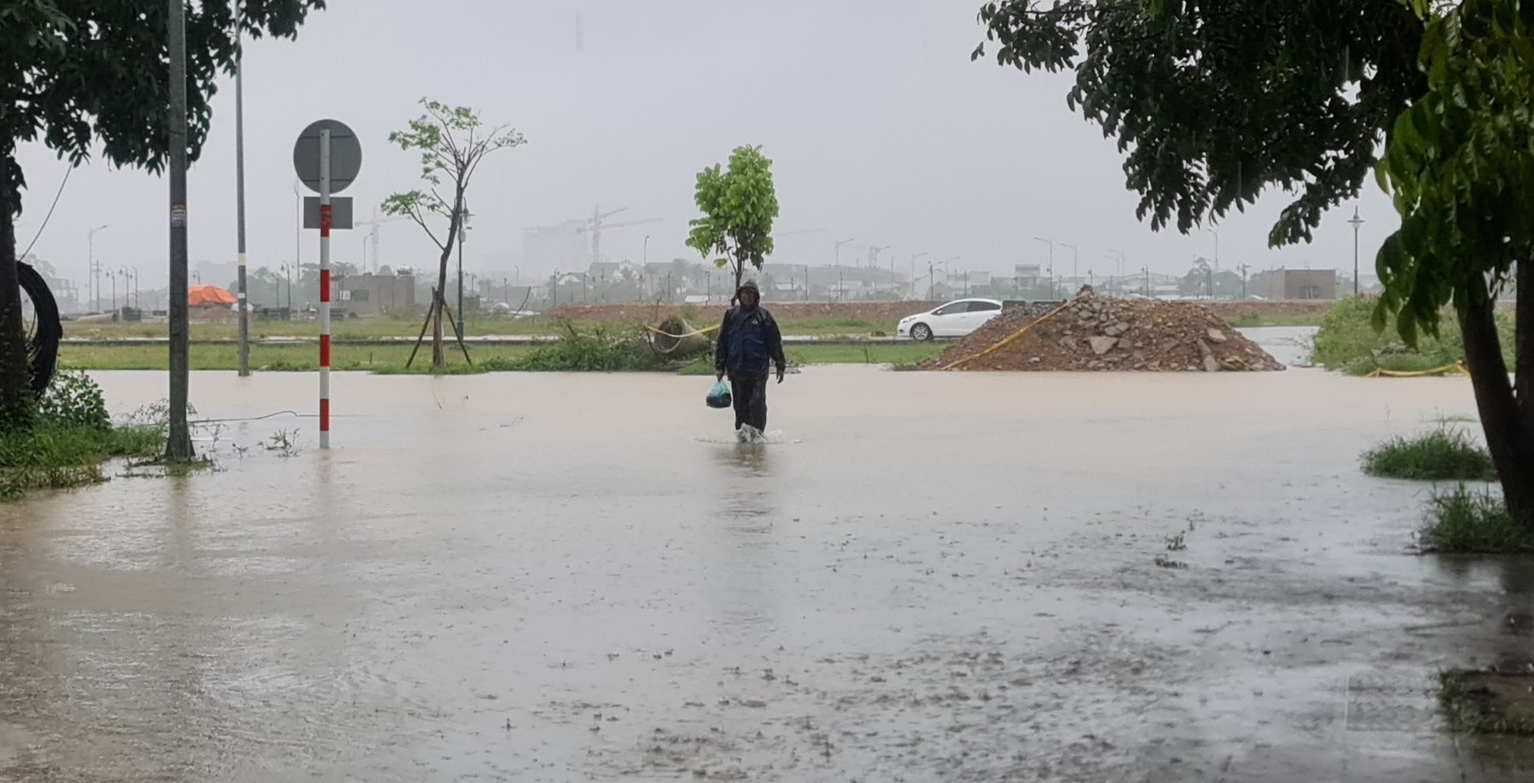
[897,298,1004,341]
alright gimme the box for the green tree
[1374,0,1534,524]
[685,145,780,303]
[1,1,325,430]
[974,0,1534,525]
[382,99,525,368]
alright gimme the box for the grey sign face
[293,119,363,194]
[303,196,354,230]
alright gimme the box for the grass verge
[1,371,165,501]
[1361,427,1497,481]
[1420,484,1534,553]
[1441,669,1534,735]
[1312,295,1514,375]
[61,337,947,374]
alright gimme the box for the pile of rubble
[924,289,1286,372]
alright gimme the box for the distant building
[525,222,588,269]
[1255,269,1337,300]
[333,271,416,316]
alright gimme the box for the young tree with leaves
[1374,0,1534,524]
[382,100,525,369]
[0,1,326,431]
[686,145,780,303]
[974,1,1534,528]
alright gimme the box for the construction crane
[356,208,408,273]
[578,205,661,266]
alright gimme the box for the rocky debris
[923,290,1285,372]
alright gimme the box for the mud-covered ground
[2,363,1531,782]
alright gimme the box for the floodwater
[3,365,1531,782]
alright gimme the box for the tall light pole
[1061,242,1079,292]
[834,238,854,302]
[88,224,108,311]
[456,207,470,336]
[1033,236,1054,297]
[1105,250,1126,296]
[643,234,650,268]
[234,0,249,377]
[909,251,928,299]
[1348,207,1365,297]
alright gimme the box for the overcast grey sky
[15,0,1396,289]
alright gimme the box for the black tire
[18,261,62,397]
[911,322,933,342]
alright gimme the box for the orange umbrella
[188,285,237,307]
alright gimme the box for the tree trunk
[431,195,463,369]
[1459,278,1534,527]
[431,293,445,367]
[0,150,31,432]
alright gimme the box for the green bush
[515,321,670,372]
[1361,427,1498,481]
[1423,484,1534,553]
[1311,295,1513,375]
[33,369,110,430]
[1,373,163,501]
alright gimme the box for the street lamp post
[834,238,854,301]
[1348,207,1365,297]
[1061,243,1079,293]
[1033,237,1054,297]
[88,224,108,311]
[909,252,928,299]
[1208,228,1221,299]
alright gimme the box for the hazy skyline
[14,0,1395,291]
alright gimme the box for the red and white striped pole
[318,129,332,449]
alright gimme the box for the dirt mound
[924,291,1285,372]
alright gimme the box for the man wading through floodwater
[715,280,786,442]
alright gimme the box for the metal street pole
[88,225,107,311]
[834,238,853,301]
[1348,207,1365,297]
[456,208,466,336]
[234,0,249,377]
[165,0,193,460]
[318,128,332,450]
[1209,228,1220,298]
[1033,237,1054,297]
[1061,243,1078,293]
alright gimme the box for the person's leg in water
[746,373,768,433]
[728,372,754,435]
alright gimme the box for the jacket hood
[737,280,761,297]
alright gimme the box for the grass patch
[1441,669,1534,735]
[1361,427,1497,481]
[1312,295,1514,375]
[1421,484,1534,553]
[1,371,164,501]
[60,337,946,373]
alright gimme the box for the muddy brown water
[3,363,1533,782]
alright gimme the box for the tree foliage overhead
[686,145,780,299]
[973,0,1424,246]
[1374,0,1534,342]
[2,0,327,198]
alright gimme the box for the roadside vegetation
[1313,296,1514,375]
[1359,426,1531,552]
[0,371,163,501]
[1361,427,1498,481]
[1440,669,1534,736]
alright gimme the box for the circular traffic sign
[293,119,362,194]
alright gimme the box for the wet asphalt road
[3,359,1533,782]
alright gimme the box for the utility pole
[834,238,853,302]
[165,0,193,460]
[234,0,249,377]
[1348,207,1365,297]
[1033,237,1054,297]
[1237,263,1251,300]
[909,252,927,299]
[88,225,107,311]
[456,206,468,336]
[1061,242,1078,292]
